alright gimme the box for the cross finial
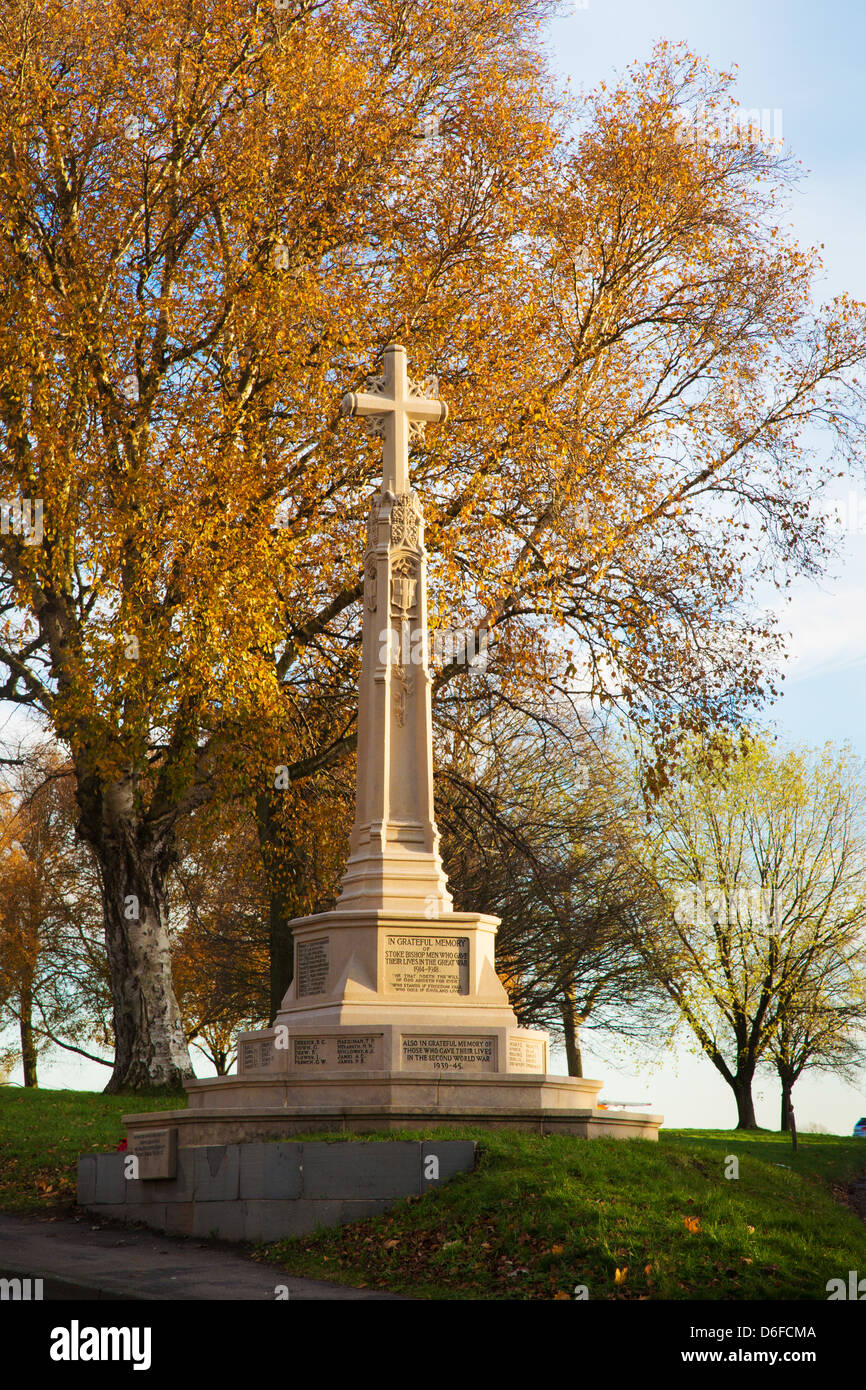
[340,344,448,493]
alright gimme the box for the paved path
[0,1212,403,1300]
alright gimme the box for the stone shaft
[336,487,453,914]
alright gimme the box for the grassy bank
[2,1089,864,1300]
[0,1085,187,1212]
[257,1127,866,1300]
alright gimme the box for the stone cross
[335,343,452,916]
[340,343,447,493]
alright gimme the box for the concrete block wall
[77,1140,476,1241]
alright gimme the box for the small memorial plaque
[508,1037,543,1072]
[401,1035,496,1072]
[129,1127,177,1180]
[297,939,329,996]
[385,935,469,994]
[293,1037,330,1066]
[240,1036,278,1072]
[336,1035,382,1067]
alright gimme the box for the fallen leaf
[551,1244,564,1255]
[614,1267,628,1284]
[683,1216,701,1234]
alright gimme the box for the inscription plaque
[129,1127,177,1180]
[385,935,469,994]
[508,1037,543,1072]
[402,1035,496,1072]
[297,939,329,996]
[241,1037,277,1072]
[336,1036,379,1066]
[291,1034,384,1069]
[294,1037,329,1066]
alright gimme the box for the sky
[4,0,866,1133]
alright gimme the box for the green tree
[642,736,866,1129]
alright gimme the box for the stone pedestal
[155,906,659,1140]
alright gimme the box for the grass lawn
[0,1085,188,1212]
[255,1126,866,1300]
[2,1087,865,1299]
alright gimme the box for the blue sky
[545,0,866,756]
[544,2,866,763]
[5,0,866,1132]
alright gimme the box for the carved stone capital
[389,492,423,549]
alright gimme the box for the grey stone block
[421,1140,476,1188]
[124,1203,167,1229]
[194,1144,240,1202]
[239,1143,303,1200]
[192,1199,249,1240]
[242,1199,311,1241]
[301,1141,420,1199]
[161,1202,195,1236]
[290,1200,345,1238]
[94,1154,127,1205]
[76,1155,97,1206]
[129,1146,195,1205]
[337,1198,393,1225]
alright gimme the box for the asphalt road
[0,1211,404,1300]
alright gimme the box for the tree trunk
[268,890,295,1023]
[732,1074,759,1129]
[256,791,299,1022]
[19,983,37,1088]
[80,780,192,1093]
[780,1076,794,1133]
[560,984,584,1077]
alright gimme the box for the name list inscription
[292,1034,383,1069]
[385,935,469,995]
[242,1039,277,1072]
[297,939,329,997]
[508,1037,543,1072]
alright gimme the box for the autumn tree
[170,797,271,1070]
[254,745,355,1018]
[641,736,866,1129]
[0,742,110,1084]
[2,2,866,1089]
